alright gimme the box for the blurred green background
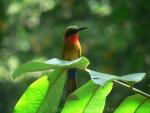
[0,0,150,113]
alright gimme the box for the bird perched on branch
[63,26,88,94]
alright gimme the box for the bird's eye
[65,29,78,37]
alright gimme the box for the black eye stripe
[65,29,78,37]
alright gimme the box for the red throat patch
[64,33,79,43]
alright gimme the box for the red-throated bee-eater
[63,26,88,94]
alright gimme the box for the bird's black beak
[78,27,88,32]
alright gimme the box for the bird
[63,26,88,94]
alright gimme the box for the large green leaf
[61,81,113,113]
[12,57,89,79]
[86,69,145,86]
[37,70,67,113]
[114,94,150,113]
[136,98,150,113]
[13,75,49,113]
[14,69,67,113]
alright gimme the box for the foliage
[14,70,67,113]
[0,0,150,113]
[12,57,89,78]
[87,69,145,86]
[13,57,149,113]
[61,81,113,113]
[114,94,150,113]
[14,57,89,113]
[14,75,49,113]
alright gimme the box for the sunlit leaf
[12,57,89,79]
[61,81,113,113]
[114,94,150,113]
[86,69,145,86]
[14,69,67,113]
[13,75,49,113]
[136,98,150,113]
[37,70,67,113]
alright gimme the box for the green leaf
[61,81,113,113]
[136,98,150,113]
[114,94,150,113]
[13,75,49,113]
[12,57,89,79]
[86,69,145,86]
[37,70,67,113]
[14,69,67,113]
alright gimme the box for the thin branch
[113,80,150,98]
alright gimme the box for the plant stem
[113,80,150,98]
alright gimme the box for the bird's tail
[67,68,78,95]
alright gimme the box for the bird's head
[64,26,88,37]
